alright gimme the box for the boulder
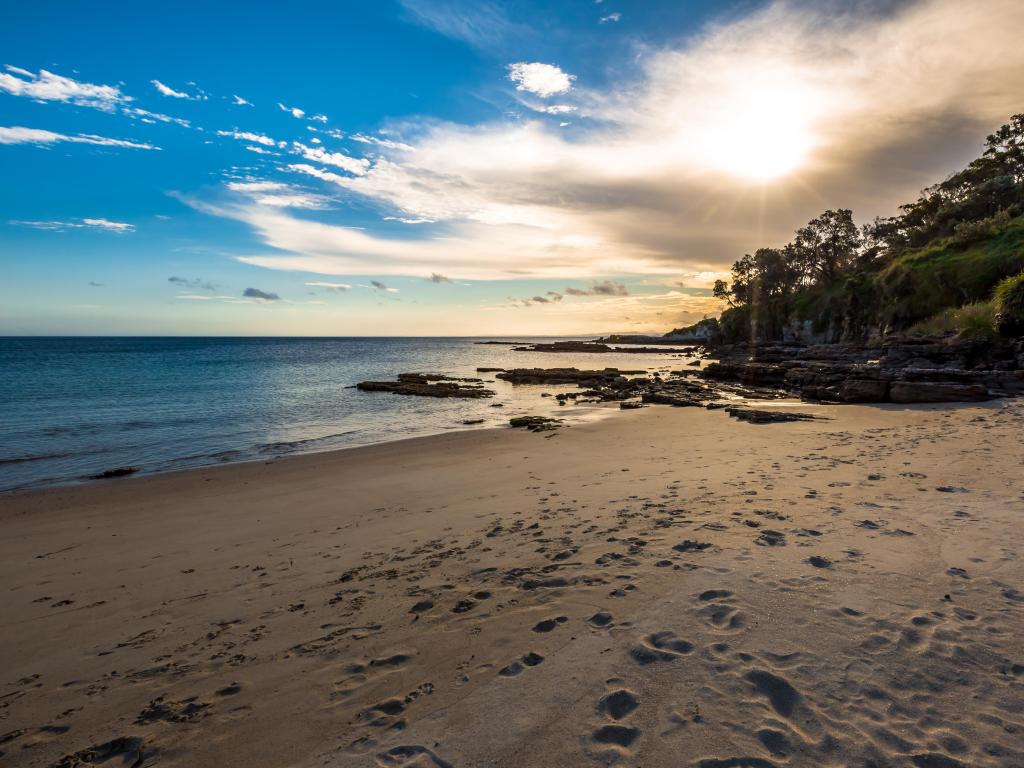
[509,416,561,431]
[888,381,989,403]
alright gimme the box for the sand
[2,400,1023,768]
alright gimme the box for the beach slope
[2,401,1023,767]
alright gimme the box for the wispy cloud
[351,134,415,151]
[176,293,253,304]
[123,107,191,128]
[0,125,159,150]
[151,79,196,99]
[216,129,281,147]
[306,281,350,290]
[232,94,252,106]
[0,66,129,111]
[168,276,216,291]
[599,13,622,24]
[507,62,575,97]
[564,280,629,297]
[243,287,280,301]
[290,142,370,175]
[383,216,435,225]
[398,0,527,49]
[370,280,399,293]
[278,102,305,119]
[226,180,333,209]
[10,217,134,233]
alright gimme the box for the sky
[2,0,1023,336]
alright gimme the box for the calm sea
[0,337,696,491]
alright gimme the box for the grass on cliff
[875,216,1024,328]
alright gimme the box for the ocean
[0,337,697,492]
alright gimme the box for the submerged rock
[91,466,139,480]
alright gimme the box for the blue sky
[2,0,1022,335]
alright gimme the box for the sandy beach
[2,400,1023,768]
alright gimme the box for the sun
[695,77,821,182]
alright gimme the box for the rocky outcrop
[509,416,561,431]
[724,407,822,424]
[513,341,686,354]
[356,373,495,398]
[888,382,990,403]
[496,368,644,386]
[699,337,1024,404]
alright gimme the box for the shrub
[993,272,1024,337]
[908,301,997,341]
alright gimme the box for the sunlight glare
[695,76,821,182]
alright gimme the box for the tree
[791,209,861,285]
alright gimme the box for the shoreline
[3,398,1023,767]
[0,398,630,498]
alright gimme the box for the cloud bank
[190,0,1024,290]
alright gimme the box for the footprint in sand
[498,652,544,677]
[631,631,694,664]
[596,689,639,720]
[755,530,786,547]
[375,745,453,768]
[49,737,145,768]
[696,590,747,632]
[532,616,568,633]
[587,684,642,763]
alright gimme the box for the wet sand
[2,400,1023,767]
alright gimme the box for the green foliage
[874,217,1024,329]
[993,271,1024,336]
[718,304,752,343]
[908,301,997,341]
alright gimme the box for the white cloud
[306,281,350,290]
[291,142,371,175]
[384,216,436,224]
[10,217,134,233]
[226,179,333,209]
[351,134,415,151]
[278,102,305,119]
[217,129,279,147]
[286,163,348,185]
[311,114,328,122]
[535,104,576,115]
[600,13,621,23]
[233,94,252,106]
[0,126,159,150]
[507,62,575,97]
[123,107,191,128]
[0,66,129,111]
[151,79,192,99]
[245,145,276,155]
[176,293,253,303]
